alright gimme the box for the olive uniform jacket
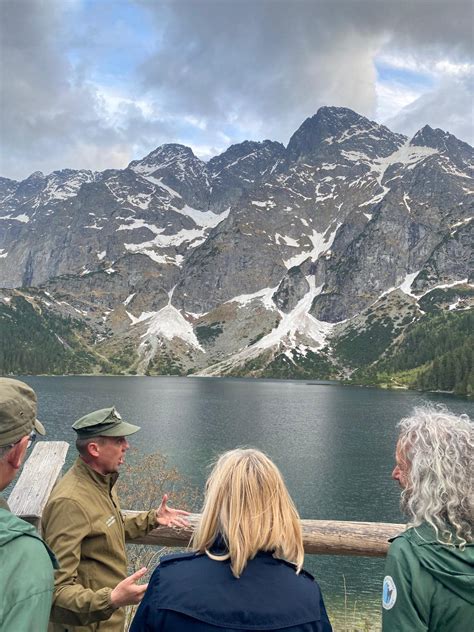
[382,522,474,631]
[42,457,157,632]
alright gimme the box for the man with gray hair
[383,405,474,631]
[0,377,58,631]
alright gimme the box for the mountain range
[1,106,473,393]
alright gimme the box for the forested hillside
[351,311,474,397]
[0,296,102,374]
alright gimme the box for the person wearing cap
[42,406,189,632]
[0,377,58,631]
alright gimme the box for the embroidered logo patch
[105,515,116,528]
[382,575,397,610]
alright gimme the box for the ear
[87,440,101,458]
[7,435,29,470]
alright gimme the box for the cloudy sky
[1,0,472,180]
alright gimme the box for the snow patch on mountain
[41,171,96,202]
[172,204,229,229]
[124,227,206,250]
[139,304,204,351]
[227,286,278,311]
[139,174,183,199]
[275,233,299,247]
[118,218,164,234]
[284,221,342,268]
[399,271,420,297]
[0,213,30,223]
[450,217,472,234]
[254,277,333,352]
[126,310,155,325]
[198,278,334,376]
[126,193,152,209]
[372,142,438,185]
[123,293,136,307]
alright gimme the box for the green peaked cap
[72,407,140,438]
[0,378,46,447]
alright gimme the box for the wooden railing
[9,442,405,557]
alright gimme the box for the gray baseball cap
[0,378,46,447]
[72,406,140,438]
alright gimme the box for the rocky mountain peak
[411,125,451,149]
[128,143,207,200]
[25,171,45,181]
[410,125,473,159]
[208,139,285,173]
[128,143,204,174]
[286,106,405,162]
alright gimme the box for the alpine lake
[16,376,474,631]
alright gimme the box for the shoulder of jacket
[390,524,440,546]
[389,526,413,544]
[49,463,95,496]
[269,557,315,581]
[159,551,203,566]
[389,531,411,546]
[0,509,37,538]
[45,487,90,518]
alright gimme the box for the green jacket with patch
[0,499,58,631]
[42,457,156,632]
[382,522,474,631]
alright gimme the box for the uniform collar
[75,456,119,491]
[0,494,10,511]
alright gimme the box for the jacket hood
[0,506,41,546]
[403,523,474,604]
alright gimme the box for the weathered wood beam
[123,511,405,557]
[8,441,69,532]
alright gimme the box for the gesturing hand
[155,493,190,528]
[110,567,148,608]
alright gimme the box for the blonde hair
[398,405,473,548]
[191,448,304,578]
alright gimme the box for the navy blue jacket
[130,550,332,631]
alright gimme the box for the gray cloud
[0,0,182,179]
[138,0,473,151]
[139,1,384,137]
[387,74,474,145]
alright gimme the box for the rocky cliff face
[1,107,472,377]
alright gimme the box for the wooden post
[10,442,406,556]
[8,440,69,532]
[123,511,405,557]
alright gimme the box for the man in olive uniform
[383,406,474,631]
[42,407,189,632]
[0,378,58,631]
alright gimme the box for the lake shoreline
[6,371,469,400]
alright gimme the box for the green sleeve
[1,535,55,631]
[42,498,117,625]
[122,509,157,540]
[382,538,429,632]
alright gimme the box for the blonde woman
[130,448,332,631]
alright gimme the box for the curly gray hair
[398,405,473,547]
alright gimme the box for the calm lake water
[13,376,474,629]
